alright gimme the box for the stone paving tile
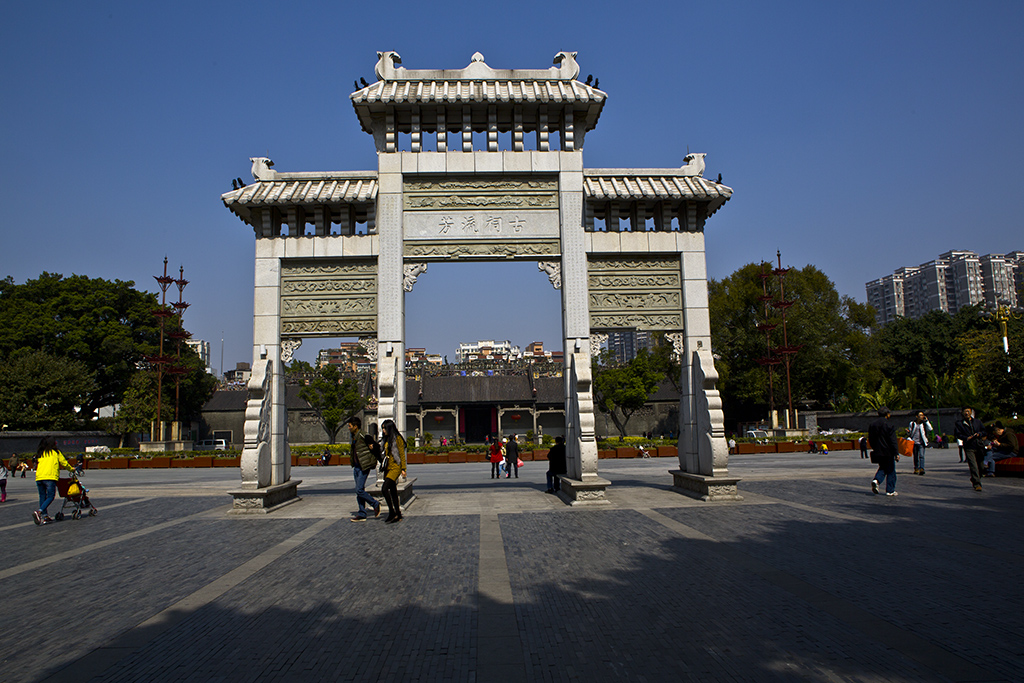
[2,518,311,683]
[679,478,1024,682]
[0,496,226,571]
[499,509,945,683]
[92,515,480,683]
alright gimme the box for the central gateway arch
[222,51,739,510]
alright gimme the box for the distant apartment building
[606,329,655,364]
[455,340,522,364]
[867,249,1022,325]
[186,339,212,372]
[317,342,373,373]
[406,347,443,366]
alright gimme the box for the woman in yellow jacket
[34,436,74,525]
[379,420,407,524]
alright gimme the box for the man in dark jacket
[504,435,519,479]
[545,436,567,493]
[347,416,381,522]
[868,407,900,495]
[954,406,985,491]
[983,421,1018,477]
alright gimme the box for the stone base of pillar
[139,440,191,453]
[227,479,302,514]
[367,476,417,510]
[670,470,743,501]
[557,476,611,506]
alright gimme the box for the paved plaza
[1,449,1021,682]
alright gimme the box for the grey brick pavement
[0,450,1019,682]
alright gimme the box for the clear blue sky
[3,1,1022,373]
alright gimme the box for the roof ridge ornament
[372,50,581,82]
[680,153,706,178]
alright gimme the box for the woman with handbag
[379,420,407,524]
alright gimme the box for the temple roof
[221,172,378,223]
[584,170,733,216]
[350,52,607,136]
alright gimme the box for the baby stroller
[55,473,98,521]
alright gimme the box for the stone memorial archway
[221,51,739,512]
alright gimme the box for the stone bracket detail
[403,262,427,292]
[538,261,562,289]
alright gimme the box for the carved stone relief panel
[587,256,683,331]
[404,239,560,260]
[280,260,377,336]
[404,177,558,211]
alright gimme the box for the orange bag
[897,437,914,458]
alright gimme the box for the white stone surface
[404,210,560,240]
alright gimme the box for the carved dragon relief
[240,358,273,489]
[693,348,729,477]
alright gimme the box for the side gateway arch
[221,51,740,512]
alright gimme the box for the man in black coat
[545,436,567,493]
[868,407,900,495]
[954,406,986,491]
[504,435,519,478]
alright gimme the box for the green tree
[0,273,160,420]
[593,348,663,437]
[298,364,367,444]
[0,349,96,430]
[709,262,875,425]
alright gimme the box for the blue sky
[2,1,1022,372]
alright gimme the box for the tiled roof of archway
[351,79,605,106]
[584,172,732,201]
[221,175,378,208]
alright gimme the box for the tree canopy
[298,364,368,444]
[0,273,161,422]
[592,348,664,437]
[709,262,875,426]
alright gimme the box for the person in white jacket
[908,411,933,475]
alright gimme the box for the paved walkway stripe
[41,516,336,683]
[638,508,999,683]
[477,499,529,682]
[0,497,155,533]
[0,502,215,580]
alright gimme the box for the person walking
[33,436,75,525]
[859,436,869,459]
[868,407,900,496]
[378,420,407,524]
[954,406,986,492]
[0,457,8,503]
[504,434,519,479]
[488,437,503,479]
[347,417,382,522]
[908,411,932,475]
[545,436,567,494]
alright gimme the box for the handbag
[517,458,524,468]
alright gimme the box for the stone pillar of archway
[376,164,406,436]
[673,231,741,500]
[558,155,609,505]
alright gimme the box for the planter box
[615,447,636,459]
[406,452,425,465]
[831,441,854,451]
[534,449,549,461]
[108,457,130,469]
[425,454,448,464]
[447,451,467,463]
[598,449,616,459]
[657,446,678,458]
[129,459,152,469]
[171,458,194,468]
[150,456,172,468]
[736,443,772,454]
[775,442,801,453]
[297,456,310,466]
[192,456,213,468]
[213,457,239,467]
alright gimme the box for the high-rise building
[185,339,212,372]
[866,249,1023,325]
